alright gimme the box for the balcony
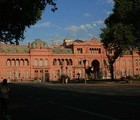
[32,65,50,69]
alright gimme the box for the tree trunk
[109,62,114,80]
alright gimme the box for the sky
[21,0,114,45]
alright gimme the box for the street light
[90,67,94,79]
[83,59,87,84]
[66,67,68,76]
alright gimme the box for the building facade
[0,38,140,82]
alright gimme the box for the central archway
[91,59,100,79]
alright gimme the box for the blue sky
[21,0,114,45]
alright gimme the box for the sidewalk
[46,80,140,87]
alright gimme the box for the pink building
[0,38,139,82]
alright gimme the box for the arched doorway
[91,60,100,79]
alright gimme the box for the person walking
[0,79,10,117]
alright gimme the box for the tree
[0,0,57,45]
[100,0,139,80]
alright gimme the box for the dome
[31,39,48,49]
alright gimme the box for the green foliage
[105,0,140,47]
[100,0,140,80]
[0,0,57,44]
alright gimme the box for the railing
[32,65,50,69]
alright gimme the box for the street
[8,83,140,120]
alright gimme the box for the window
[24,59,28,66]
[6,71,12,78]
[128,60,131,66]
[123,60,126,66]
[6,59,11,66]
[44,59,48,66]
[34,70,38,78]
[78,59,82,65]
[34,59,38,66]
[69,59,73,65]
[59,59,64,65]
[15,71,20,78]
[16,59,20,66]
[12,59,16,66]
[53,59,57,66]
[20,59,24,66]
[99,48,101,54]
[24,71,29,78]
[89,48,101,54]
[116,60,120,66]
[40,59,43,66]
[77,48,83,53]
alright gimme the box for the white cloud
[66,23,97,33]
[83,13,90,17]
[97,0,114,5]
[66,25,79,33]
[33,21,51,28]
[107,0,114,4]
[95,20,104,25]
[64,20,105,39]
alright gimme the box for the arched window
[12,59,16,66]
[44,59,48,66]
[69,59,73,65]
[24,59,29,66]
[16,59,20,66]
[40,59,43,66]
[6,59,11,66]
[66,59,69,65]
[53,59,57,66]
[78,59,82,65]
[59,59,63,65]
[61,59,65,65]
[34,59,38,66]
[20,59,24,66]
[60,59,64,65]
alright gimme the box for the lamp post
[90,67,94,79]
[66,67,68,76]
[83,59,87,84]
